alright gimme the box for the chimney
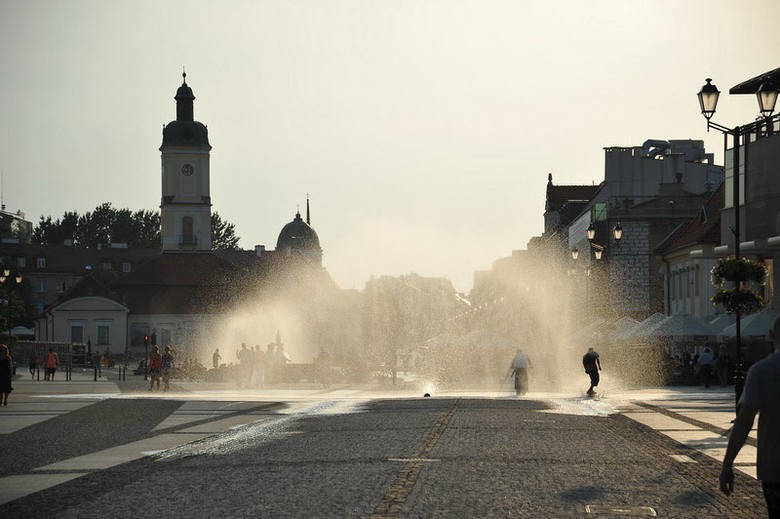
[255,245,266,257]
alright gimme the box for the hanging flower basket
[711,288,765,315]
[710,257,767,287]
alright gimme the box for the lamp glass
[594,249,603,260]
[3,269,9,277]
[0,277,5,283]
[698,78,720,119]
[587,223,596,241]
[757,80,778,116]
[613,223,623,241]
[15,275,22,283]
[571,247,579,260]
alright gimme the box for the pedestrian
[28,349,38,380]
[582,347,602,396]
[236,343,252,387]
[44,348,58,381]
[0,344,13,406]
[697,346,716,388]
[720,314,780,517]
[509,349,530,396]
[148,346,162,391]
[212,348,221,369]
[161,346,175,392]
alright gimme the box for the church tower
[159,72,212,252]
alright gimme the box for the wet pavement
[0,373,767,518]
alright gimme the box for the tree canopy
[32,204,240,250]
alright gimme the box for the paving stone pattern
[0,397,768,518]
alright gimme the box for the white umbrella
[720,307,779,339]
[643,314,720,338]
[621,313,666,339]
[566,318,608,343]
[609,316,640,340]
[709,314,736,334]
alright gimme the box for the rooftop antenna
[0,169,5,211]
[306,193,311,225]
[182,65,187,84]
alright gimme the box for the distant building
[18,73,330,354]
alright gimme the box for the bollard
[93,364,98,382]
[37,366,40,381]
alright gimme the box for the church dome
[277,211,321,253]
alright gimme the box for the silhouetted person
[28,350,38,380]
[582,347,602,396]
[148,346,162,391]
[212,348,222,369]
[720,314,780,517]
[509,349,529,396]
[697,347,716,388]
[44,348,58,381]
[161,346,175,392]
[0,344,13,406]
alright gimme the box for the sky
[1,0,779,292]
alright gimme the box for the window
[70,325,84,344]
[97,325,110,345]
[37,257,46,268]
[182,216,194,245]
[16,256,26,268]
[122,262,131,273]
[101,261,112,270]
[56,281,65,294]
[38,279,47,293]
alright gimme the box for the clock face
[181,163,194,176]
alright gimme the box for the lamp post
[572,222,624,316]
[697,76,778,406]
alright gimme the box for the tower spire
[306,193,311,225]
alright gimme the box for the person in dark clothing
[582,347,602,396]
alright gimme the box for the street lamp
[612,222,623,242]
[696,76,779,407]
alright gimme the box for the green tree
[211,212,240,250]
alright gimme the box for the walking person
[161,346,175,392]
[148,346,162,391]
[212,348,221,369]
[0,344,13,406]
[697,346,716,388]
[720,314,780,518]
[509,349,530,396]
[582,347,602,396]
[44,348,59,381]
[28,350,38,380]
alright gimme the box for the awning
[729,67,780,95]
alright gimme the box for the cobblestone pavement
[0,377,768,518]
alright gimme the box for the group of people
[665,345,731,387]
[229,342,291,388]
[147,345,175,391]
[26,348,60,381]
[508,347,603,397]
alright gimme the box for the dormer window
[122,262,131,273]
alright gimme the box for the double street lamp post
[571,222,624,315]
[697,76,778,405]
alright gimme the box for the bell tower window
[182,216,194,245]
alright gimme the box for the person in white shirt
[509,349,530,396]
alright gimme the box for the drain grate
[585,505,657,517]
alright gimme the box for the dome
[277,211,321,252]
[175,83,194,101]
[161,120,210,148]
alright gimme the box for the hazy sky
[1,1,779,292]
